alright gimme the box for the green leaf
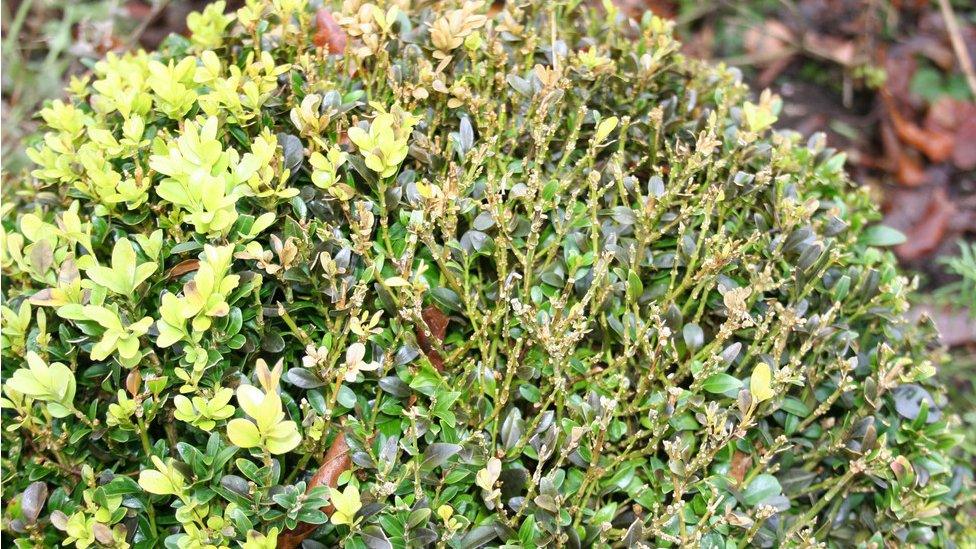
[82,305,124,332]
[780,397,810,417]
[134,229,164,260]
[421,443,461,472]
[743,474,782,506]
[102,476,142,497]
[6,352,76,415]
[519,384,541,403]
[518,515,538,546]
[682,323,704,351]
[626,271,643,300]
[861,225,907,247]
[337,385,358,408]
[702,373,742,394]
[47,402,76,419]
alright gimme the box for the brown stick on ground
[277,434,351,549]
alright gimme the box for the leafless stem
[938,0,976,97]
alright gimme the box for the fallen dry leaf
[883,92,955,163]
[882,46,918,103]
[881,119,928,187]
[742,18,798,86]
[925,97,968,130]
[893,187,956,261]
[744,19,794,61]
[804,33,858,67]
[925,97,976,169]
[909,304,976,347]
[952,110,976,169]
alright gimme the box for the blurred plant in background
[3,0,117,172]
[938,241,976,313]
[1,0,216,172]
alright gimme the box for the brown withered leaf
[28,289,56,307]
[729,450,752,485]
[313,9,347,55]
[167,259,200,280]
[744,19,794,60]
[126,370,142,397]
[416,305,449,371]
[30,239,54,275]
[902,35,956,70]
[277,433,351,549]
[59,255,80,285]
[882,46,918,103]
[894,152,928,187]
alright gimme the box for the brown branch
[277,433,351,549]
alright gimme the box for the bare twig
[126,0,173,48]
[938,0,976,97]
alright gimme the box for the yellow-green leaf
[265,421,301,455]
[138,470,176,495]
[595,116,619,143]
[330,484,362,526]
[227,418,261,449]
[750,363,774,403]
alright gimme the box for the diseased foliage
[1,0,973,547]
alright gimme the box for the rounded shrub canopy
[1,0,970,547]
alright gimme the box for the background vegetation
[1,0,974,545]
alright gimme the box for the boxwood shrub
[1,0,972,547]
